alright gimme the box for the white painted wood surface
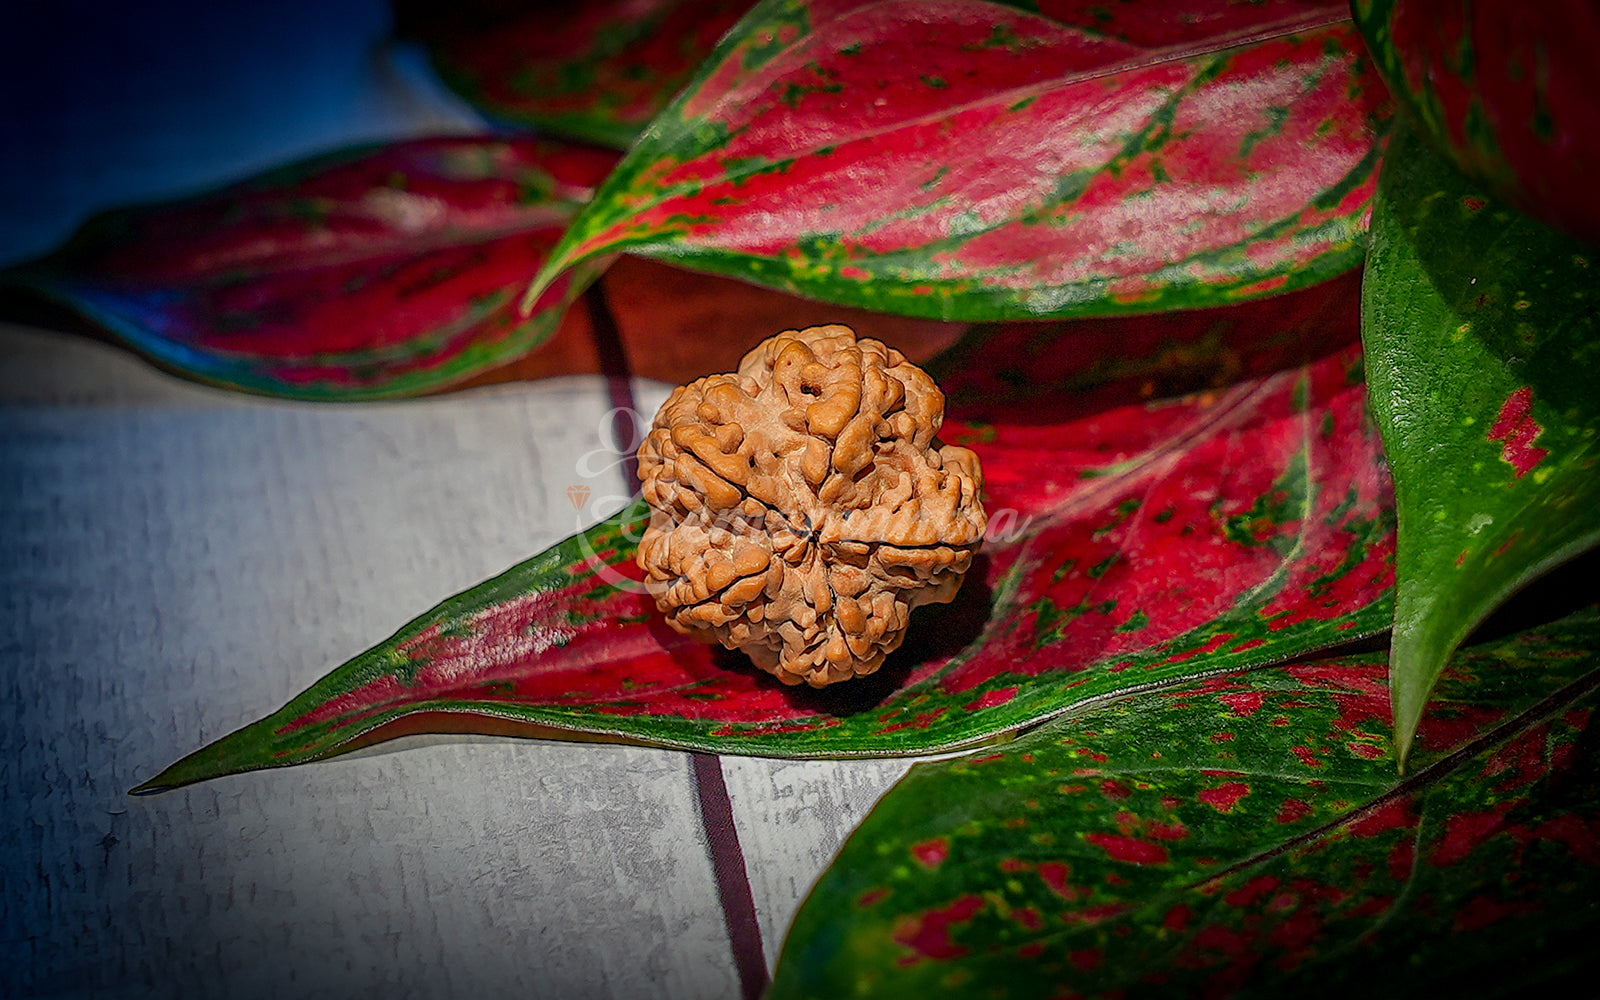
[0,323,919,997]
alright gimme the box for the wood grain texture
[3,324,816,997]
[720,755,920,970]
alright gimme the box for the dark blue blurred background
[0,0,482,267]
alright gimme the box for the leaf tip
[1388,630,1439,776]
[1390,686,1420,773]
[128,726,269,795]
[520,238,585,316]
[518,271,554,317]
[128,757,201,795]
[1391,733,1412,776]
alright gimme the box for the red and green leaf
[525,0,1392,322]
[136,277,1397,791]
[1353,0,1600,246]
[1362,121,1600,769]
[769,605,1600,999]
[0,136,618,401]
[398,0,756,150]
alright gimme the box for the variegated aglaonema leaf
[769,605,1600,999]
[0,137,618,400]
[399,0,756,150]
[524,0,1391,322]
[1352,0,1600,246]
[135,279,1397,791]
[1363,121,1600,768]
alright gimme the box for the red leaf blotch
[1276,798,1313,824]
[1218,691,1267,717]
[965,686,1019,710]
[1388,838,1417,882]
[1038,861,1077,900]
[1164,903,1193,932]
[1084,832,1170,865]
[1070,948,1105,972]
[1432,806,1513,867]
[1269,906,1324,961]
[1225,875,1280,908]
[893,894,986,963]
[1198,782,1251,813]
[1526,815,1600,866]
[1454,895,1541,933]
[1487,386,1549,478]
[1193,923,1252,959]
[911,837,951,869]
[1146,820,1191,841]
[1291,745,1324,769]
[1349,797,1416,838]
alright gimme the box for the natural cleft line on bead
[635,324,987,687]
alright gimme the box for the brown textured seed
[635,324,987,687]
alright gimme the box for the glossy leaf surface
[399,0,755,149]
[1363,122,1600,767]
[1353,0,1600,246]
[771,606,1600,999]
[527,0,1390,322]
[139,279,1397,791]
[1,137,618,400]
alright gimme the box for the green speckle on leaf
[1089,554,1120,578]
[1118,610,1151,633]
